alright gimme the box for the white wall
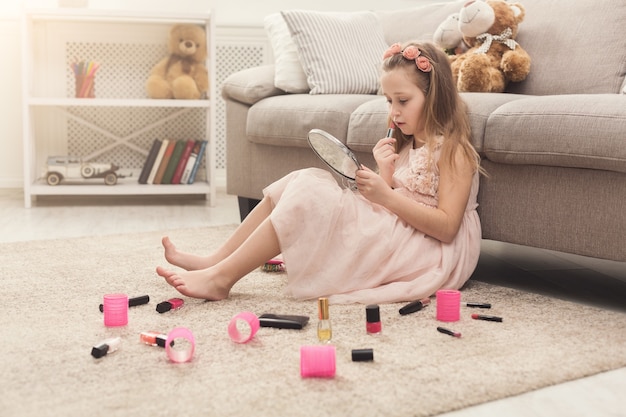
[0,0,439,188]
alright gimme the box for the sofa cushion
[247,94,380,147]
[506,0,626,95]
[461,93,528,153]
[221,65,285,106]
[264,13,309,94]
[346,93,527,153]
[484,95,626,173]
[281,10,388,95]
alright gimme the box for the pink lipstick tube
[156,297,184,313]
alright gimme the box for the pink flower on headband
[416,56,432,73]
[402,45,420,60]
[383,43,432,73]
[383,43,402,59]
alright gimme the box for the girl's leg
[163,197,274,270]
[157,216,281,300]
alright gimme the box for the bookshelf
[20,8,217,208]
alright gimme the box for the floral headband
[383,43,432,73]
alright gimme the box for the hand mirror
[307,129,361,181]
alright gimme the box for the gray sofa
[222,0,626,262]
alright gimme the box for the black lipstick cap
[91,343,109,359]
[156,301,172,313]
[352,348,374,362]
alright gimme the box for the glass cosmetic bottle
[317,297,332,343]
[366,304,382,335]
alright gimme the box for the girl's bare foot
[156,266,232,300]
[162,236,219,271]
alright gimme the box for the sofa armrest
[221,65,286,105]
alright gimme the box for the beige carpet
[1,225,625,417]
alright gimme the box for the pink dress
[263,141,481,304]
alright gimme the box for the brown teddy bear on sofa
[449,0,531,93]
[146,24,209,100]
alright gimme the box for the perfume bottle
[317,297,332,343]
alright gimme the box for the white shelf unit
[20,8,217,208]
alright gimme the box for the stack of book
[138,139,207,185]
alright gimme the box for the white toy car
[45,156,122,186]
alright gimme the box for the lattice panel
[61,39,267,172]
[215,43,266,169]
[65,42,166,99]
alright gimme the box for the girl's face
[380,67,426,138]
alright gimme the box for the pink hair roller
[228,311,260,344]
[436,289,461,322]
[300,345,336,378]
[103,293,128,327]
[165,327,195,363]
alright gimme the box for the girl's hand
[372,137,399,186]
[356,165,393,205]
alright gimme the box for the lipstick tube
[399,298,430,315]
[471,314,503,322]
[140,331,170,347]
[386,121,395,138]
[156,297,184,313]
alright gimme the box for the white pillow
[264,13,310,93]
[281,10,388,95]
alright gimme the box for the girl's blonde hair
[382,41,484,176]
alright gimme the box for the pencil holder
[103,293,128,327]
[75,74,95,98]
[436,289,461,322]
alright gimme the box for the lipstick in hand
[156,297,184,313]
[386,121,395,138]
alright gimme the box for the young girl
[157,41,482,304]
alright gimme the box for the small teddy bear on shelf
[438,0,531,93]
[146,24,209,100]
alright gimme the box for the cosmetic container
[103,293,128,327]
[156,297,184,313]
[366,304,382,334]
[140,331,169,347]
[317,297,332,343]
[436,290,461,322]
[300,345,336,378]
[91,337,121,358]
[399,298,431,315]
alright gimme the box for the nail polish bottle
[366,304,382,335]
[317,297,332,343]
[91,337,121,359]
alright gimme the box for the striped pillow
[281,10,388,95]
